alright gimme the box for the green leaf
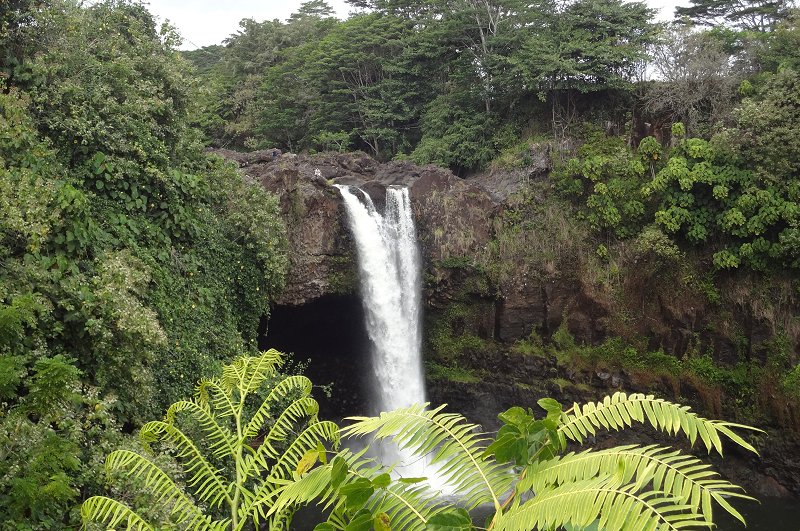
[426,508,472,530]
[314,524,335,531]
[374,512,391,531]
[340,478,374,509]
[537,398,562,414]
[345,510,374,531]
[296,449,319,476]
[484,433,524,465]
[331,456,348,489]
[498,406,531,427]
[397,477,426,484]
[371,473,391,489]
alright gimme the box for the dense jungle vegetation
[1,0,799,528]
[1,1,287,526]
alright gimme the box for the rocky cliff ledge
[211,149,502,306]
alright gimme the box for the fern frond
[268,420,341,482]
[198,379,237,420]
[558,392,760,455]
[166,399,237,460]
[244,395,320,476]
[222,349,283,395]
[343,403,515,511]
[102,450,213,528]
[263,460,339,520]
[81,496,153,530]
[243,375,313,440]
[140,420,231,508]
[363,478,449,531]
[245,419,341,518]
[520,444,752,524]
[496,477,711,531]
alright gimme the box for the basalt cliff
[214,148,800,499]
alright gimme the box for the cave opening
[260,294,371,420]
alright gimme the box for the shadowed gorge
[262,295,371,419]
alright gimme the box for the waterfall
[335,185,425,417]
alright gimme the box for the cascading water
[336,185,429,475]
[336,185,425,415]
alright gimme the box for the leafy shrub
[554,131,648,238]
[82,350,339,530]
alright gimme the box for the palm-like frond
[166,399,237,460]
[82,350,338,530]
[267,460,339,518]
[267,420,341,482]
[198,379,238,420]
[197,350,284,421]
[80,496,153,531]
[246,420,341,517]
[243,375,313,440]
[363,479,449,530]
[271,448,382,517]
[343,403,516,510]
[221,349,283,395]
[140,420,231,508]
[244,395,320,476]
[558,392,759,455]
[102,450,213,528]
[520,444,751,524]
[496,476,712,531]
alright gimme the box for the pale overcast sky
[144,0,685,50]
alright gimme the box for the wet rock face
[213,149,499,307]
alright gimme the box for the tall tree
[306,13,422,157]
[518,0,658,135]
[646,26,743,135]
[675,0,795,31]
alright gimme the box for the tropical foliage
[188,0,660,168]
[81,350,339,530]
[273,393,758,530]
[0,1,287,527]
[2,0,800,526]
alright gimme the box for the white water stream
[336,185,425,414]
[336,185,434,477]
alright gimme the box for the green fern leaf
[520,444,752,523]
[268,420,341,482]
[198,379,238,420]
[245,420,340,520]
[80,496,153,530]
[102,450,214,528]
[222,349,283,395]
[496,477,712,531]
[343,403,515,511]
[244,395,320,476]
[243,375,314,440]
[166,399,237,460]
[140,421,231,508]
[267,448,448,531]
[558,392,760,455]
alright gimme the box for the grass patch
[511,331,545,357]
[426,362,480,384]
[427,303,495,362]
